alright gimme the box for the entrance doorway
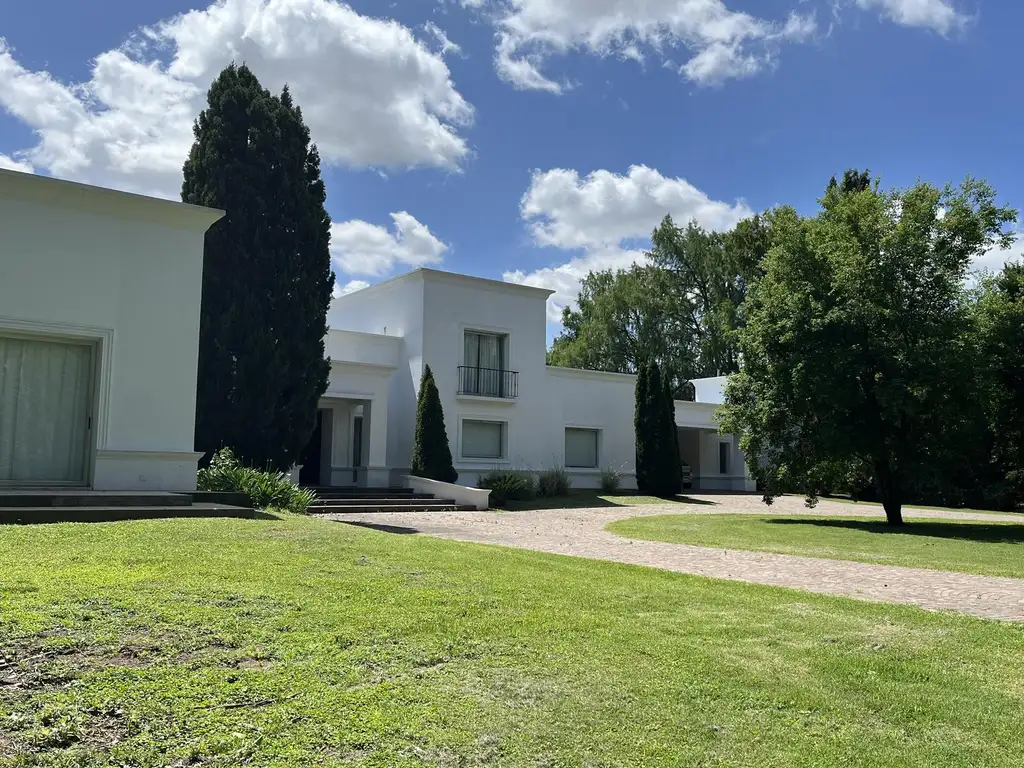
[351,415,363,484]
[0,335,94,485]
[299,410,325,486]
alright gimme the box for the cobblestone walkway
[320,494,1024,622]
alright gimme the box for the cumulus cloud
[973,231,1023,275]
[505,165,752,320]
[333,279,371,298]
[0,153,33,172]
[0,0,472,198]
[853,0,968,34]
[463,0,817,92]
[330,211,449,277]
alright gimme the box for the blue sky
[1,0,1020,334]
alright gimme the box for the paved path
[319,495,1024,622]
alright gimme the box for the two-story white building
[306,268,755,493]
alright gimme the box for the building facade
[0,169,223,491]
[312,268,756,492]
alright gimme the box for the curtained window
[462,420,504,460]
[564,428,599,468]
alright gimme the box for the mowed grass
[0,515,1022,767]
[607,514,1024,578]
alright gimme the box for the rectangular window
[463,331,507,397]
[565,428,599,469]
[719,441,730,475]
[462,420,505,460]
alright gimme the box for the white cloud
[506,165,752,320]
[467,0,817,91]
[974,231,1023,275]
[0,0,472,198]
[333,279,371,298]
[0,153,33,172]
[853,0,967,34]
[330,211,448,277]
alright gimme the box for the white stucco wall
[0,170,222,491]
[421,271,554,485]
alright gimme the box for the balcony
[457,366,519,399]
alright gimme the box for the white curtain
[0,337,91,483]
[465,332,502,370]
[565,428,599,468]
[462,420,503,460]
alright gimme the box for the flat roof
[0,168,225,230]
[336,267,556,301]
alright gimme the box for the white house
[313,268,756,492]
[0,170,223,492]
[0,170,751,496]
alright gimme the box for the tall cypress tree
[183,65,333,471]
[634,363,652,492]
[411,365,458,483]
[662,373,683,496]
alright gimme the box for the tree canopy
[719,175,1016,524]
[549,213,771,395]
[183,64,334,471]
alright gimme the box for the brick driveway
[320,494,1024,622]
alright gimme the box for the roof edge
[0,169,225,231]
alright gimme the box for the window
[719,441,730,475]
[462,420,505,460]
[565,428,599,469]
[462,331,509,397]
[464,331,505,371]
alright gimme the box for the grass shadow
[766,517,1024,544]
[339,521,420,535]
[0,508,276,526]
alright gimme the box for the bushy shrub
[478,470,536,507]
[538,466,572,498]
[198,448,318,514]
[600,468,621,493]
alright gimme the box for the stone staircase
[306,487,476,514]
[0,490,254,524]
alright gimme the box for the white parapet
[402,475,492,510]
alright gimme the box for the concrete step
[313,503,476,514]
[312,494,434,502]
[308,496,446,508]
[0,504,256,524]
[305,486,413,496]
[0,491,193,508]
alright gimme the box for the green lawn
[1,514,1023,767]
[607,514,1024,578]
[504,490,711,511]
[820,496,1023,517]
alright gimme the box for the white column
[363,397,391,487]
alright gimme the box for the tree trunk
[873,459,905,526]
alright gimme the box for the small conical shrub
[411,365,458,483]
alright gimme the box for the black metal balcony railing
[457,366,519,399]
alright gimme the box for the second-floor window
[463,331,506,396]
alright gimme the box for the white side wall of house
[545,368,639,490]
[0,170,221,491]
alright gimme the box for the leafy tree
[974,263,1024,508]
[411,365,458,483]
[183,65,333,471]
[550,215,771,393]
[549,266,692,395]
[720,176,1015,525]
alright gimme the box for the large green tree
[410,365,458,483]
[548,266,692,394]
[720,174,1016,525]
[974,263,1024,508]
[183,65,334,471]
[549,214,771,393]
